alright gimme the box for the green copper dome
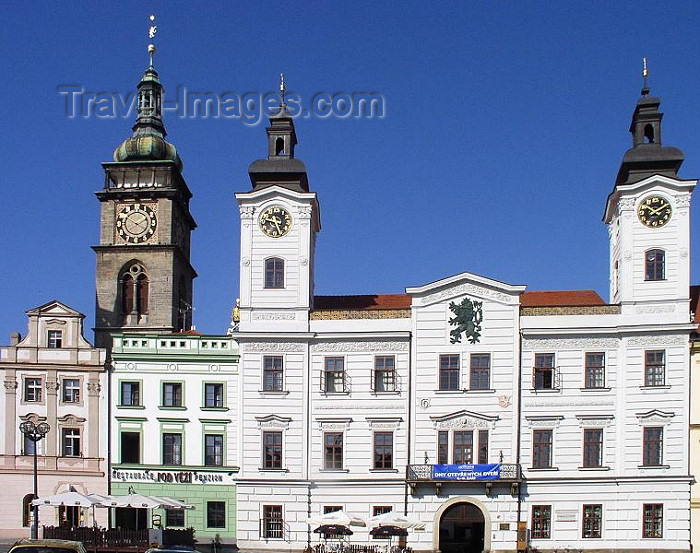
[113,66,183,170]
[113,130,182,169]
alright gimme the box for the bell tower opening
[439,502,485,553]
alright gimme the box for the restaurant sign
[112,468,235,486]
[432,463,501,481]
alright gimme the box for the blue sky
[1,1,699,342]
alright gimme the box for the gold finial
[280,73,286,105]
[642,57,649,95]
[148,14,157,68]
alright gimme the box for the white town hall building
[231,82,696,553]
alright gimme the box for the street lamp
[20,421,50,539]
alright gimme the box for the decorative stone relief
[522,337,617,349]
[680,247,689,259]
[420,283,513,307]
[433,416,495,430]
[87,382,101,395]
[623,251,632,261]
[366,418,402,430]
[636,410,674,425]
[241,342,306,352]
[242,257,251,267]
[316,403,401,410]
[525,417,563,429]
[45,319,67,326]
[58,414,86,425]
[419,398,431,409]
[498,395,512,408]
[209,364,221,372]
[252,312,296,320]
[575,415,613,428]
[4,379,18,391]
[676,194,691,209]
[525,398,614,408]
[618,198,635,212]
[626,335,686,347]
[310,341,409,353]
[126,363,136,371]
[239,206,255,219]
[167,363,178,372]
[257,418,291,429]
[45,379,60,391]
[300,257,309,266]
[297,206,312,218]
[635,305,676,315]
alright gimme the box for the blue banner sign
[432,463,501,481]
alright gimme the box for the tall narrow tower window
[265,258,285,289]
[121,263,150,317]
[275,137,285,156]
[645,249,665,281]
[644,124,655,143]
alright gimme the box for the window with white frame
[533,353,557,389]
[437,429,488,464]
[120,381,140,406]
[583,428,603,468]
[163,433,182,465]
[584,352,605,389]
[373,356,396,392]
[62,378,80,403]
[61,428,81,457]
[262,505,283,538]
[323,357,346,393]
[644,350,665,387]
[204,382,224,407]
[642,504,663,538]
[47,330,63,349]
[162,382,183,407]
[263,431,283,469]
[532,429,553,468]
[642,427,663,466]
[469,353,490,390]
[324,431,343,470]
[582,504,602,539]
[263,356,284,392]
[24,378,43,402]
[439,354,460,391]
[373,431,393,469]
[205,434,223,467]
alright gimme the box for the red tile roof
[313,294,412,310]
[520,290,606,307]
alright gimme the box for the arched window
[265,258,285,289]
[645,249,665,281]
[22,494,34,527]
[121,263,149,317]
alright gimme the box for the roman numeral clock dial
[116,203,158,244]
[637,195,672,228]
[259,205,292,238]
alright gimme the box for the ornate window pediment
[365,416,402,430]
[525,415,564,429]
[430,410,498,430]
[636,409,674,426]
[57,414,86,425]
[256,414,292,429]
[315,416,352,431]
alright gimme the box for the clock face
[259,205,292,238]
[637,195,672,228]
[116,203,157,244]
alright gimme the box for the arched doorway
[439,502,485,553]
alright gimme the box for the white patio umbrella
[108,493,165,509]
[367,511,421,529]
[307,509,366,527]
[32,491,103,507]
[151,496,194,510]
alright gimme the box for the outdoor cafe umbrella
[370,526,408,538]
[307,509,366,527]
[367,511,420,529]
[33,491,107,527]
[314,524,354,537]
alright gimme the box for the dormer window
[47,330,62,349]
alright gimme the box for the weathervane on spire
[148,14,157,68]
[642,57,649,96]
[280,73,286,106]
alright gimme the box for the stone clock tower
[93,56,197,349]
[235,100,320,333]
[604,80,695,319]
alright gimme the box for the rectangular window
[24,378,43,402]
[324,431,343,470]
[373,431,393,469]
[120,381,140,406]
[120,431,140,463]
[373,356,396,392]
[645,249,665,281]
[454,431,473,464]
[263,356,283,392]
[207,501,226,529]
[643,427,663,466]
[469,353,490,390]
[324,357,346,393]
[324,506,342,514]
[264,258,285,289]
[262,505,283,539]
[532,429,553,469]
[61,428,81,457]
[583,428,603,468]
[47,330,63,349]
[439,354,460,391]
[645,350,665,387]
[373,506,392,517]
[205,434,223,467]
[585,352,605,389]
[263,431,282,469]
[204,383,224,407]
[582,504,602,539]
[533,353,556,390]
[478,430,489,464]
[166,509,185,527]
[438,431,449,465]
[163,433,182,465]
[62,379,80,403]
[162,382,183,407]
[531,505,551,539]
[643,504,663,538]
